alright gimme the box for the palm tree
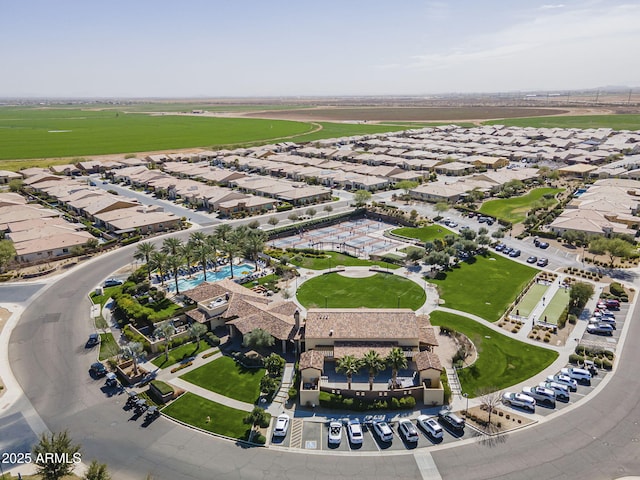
[121,342,145,375]
[205,234,219,271]
[188,322,208,346]
[335,355,362,390]
[362,350,385,391]
[134,242,156,281]
[189,231,207,246]
[166,254,185,294]
[245,229,267,269]
[161,237,183,256]
[179,242,195,277]
[193,242,212,281]
[149,251,169,285]
[156,321,175,362]
[386,347,408,389]
[224,229,245,279]
[215,224,233,243]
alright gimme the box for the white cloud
[540,4,565,9]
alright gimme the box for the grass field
[429,310,558,396]
[161,392,252,440]
[479,188,562,224]
[391,225,456,242]
[98,332,120,361]
[513,283,548,317]
[0,107,315,161]
[539,288,570,325]
[296,272,425,310]
[289,251,400,270]
[180,356,264,404]
[430,253,538,322]
[484,114,640,130]
[151,340,213,368]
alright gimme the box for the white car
[328,421,342,445]
[502,392,536,412]
[347,419,363,445]
[522,386,556,407]
[417,415,444,439]
[561,367,592,384]
[372,421,394,442]
[539,381,570,402]
[397,419,419,443]
[273,414,290,437]
[547,374,578,392]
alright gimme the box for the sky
[2,0,639,98]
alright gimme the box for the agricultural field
[479,187,563,224]
[484,114,640,130]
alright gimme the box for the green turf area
[479,188,562,224]
[289,251,400,270]
[180,356,264,404]
[430,310,558,396]
[484,114,640,130]
[162,392,254,440]
[98,333,120,361]
[539,288,570,325]
[90,285,122,307]
[430,253,537,322]
[286,121,411,143]
[391,225,456,242]
[296,272,426,310]
[151,340,213,368]
[513,283,548,317]
[0,107,314,161]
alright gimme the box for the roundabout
[2,240,640,479]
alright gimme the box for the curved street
[2,227,640,479]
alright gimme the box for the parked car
[397,419,420,443]
[417,415,444,439]
[502,392,536,412]
[534,238,550,249]
[589,316,616,328]
[372,421,394,442]
[561,367,592,384]
[503,246,514,254]
[547,374,578,392]
[508,249,521,258]
[273,414,290,437]
[494,243,506,251]
[526,256,538,264]
[537,258,549,267]
[86,333,100,348]
[587,323,614,336]
[522,386,556,407]
[539,381,570,402]
[103,278,123,287]
[438,408,465,431]
[328,421,342,445]
[605,299,620,310]
[347,419,364,445]
[90,362,107,377]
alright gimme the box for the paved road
[5,223,640,479]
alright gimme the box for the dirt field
[241,106,570,122]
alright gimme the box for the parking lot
[270,415,469,451]
[581,300,629,350]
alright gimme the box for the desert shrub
[602,359,613,370]
[569,354,583,364]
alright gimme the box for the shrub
[609,282,625,297]
[288,387,298,401]
[602,359,613,370]
[170,361,193,373]
[569,354,583,364]
[205,332,220,347]
[254,434,266,445]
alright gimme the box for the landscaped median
[430,310,558,396]
[161,392,263,441]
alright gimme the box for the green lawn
[297,272,426,310]
[151,340,213,368]
[430,310,558,396]
[180,356,265,404]
[90,285,122,307]
[430,253,537,322]
[484,114,640,130]
[289,251,400,270]
[98,333,120,361]
[479,188,562,224]
[391,225,456,242]
[161,392,253,440]
[513,283,548,317]
[540,288,570,325]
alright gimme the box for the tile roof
[182,278,264,303]
[299,350,325,371]
[416,315,439,347]
[227,310,296,341]
[413,350,442,372]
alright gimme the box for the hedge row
[318,391,417,411]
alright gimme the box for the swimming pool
[165,263,255,292]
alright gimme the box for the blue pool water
[574,188,587,197]
[165,263,254,292]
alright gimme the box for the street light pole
[463,392,469,416]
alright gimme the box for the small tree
[353,189,372,207]
[396,180,419,200]
[84,460,112,480]
[247,220,260,229]
[120,342,145,375]
[323,205,333,215]
[243,328,275,351]
[264,353,285,377]
[570,282,595,310]
[335,354,362,390]
[305,208,317,218]
[0,239,16,273]
[188,322,208,345]
[477,388,503,433]
[244,406,269,428]
[268,216,280,227]
[434,202,449,215]
[32,430,81,480]
[288,213,299,222]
